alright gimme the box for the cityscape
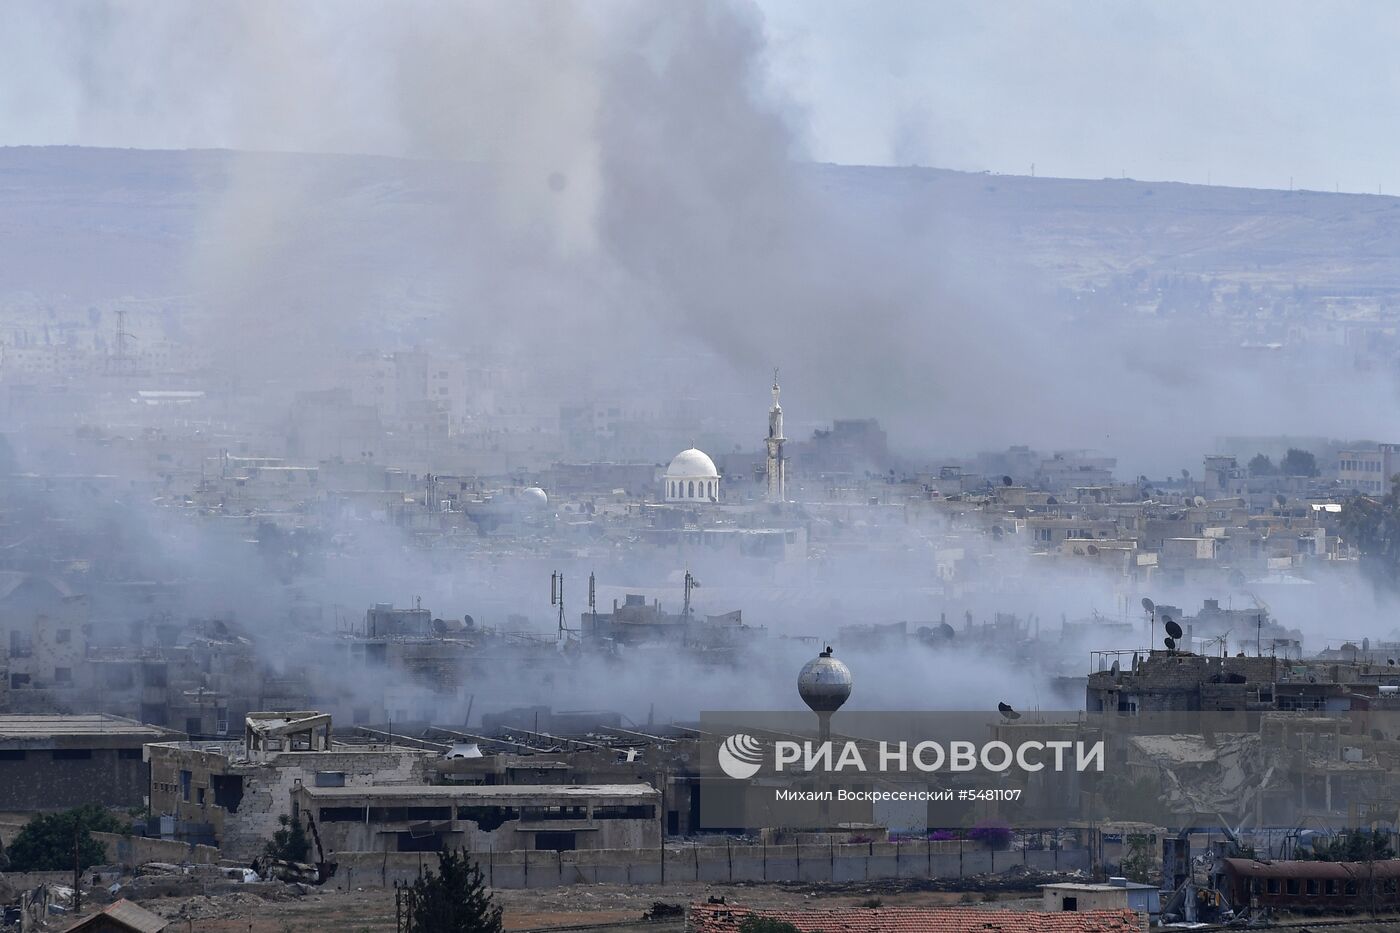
[5,2,1400,931]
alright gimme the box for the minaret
[765,369,786,503]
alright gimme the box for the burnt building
[1086,651,1384,714]
[294,782,660,853]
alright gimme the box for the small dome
[521,486,548,507]
[666,447,719,478]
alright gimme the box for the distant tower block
[765,370,787,502]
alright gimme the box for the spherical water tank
[798,647,852,713]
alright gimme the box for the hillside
[3,146,1399,306]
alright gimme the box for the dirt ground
[96,880,1040,933]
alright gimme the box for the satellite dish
[1141,598,1155,613]
[1110,659,1120,675]
[1002,475,1013,486]
[1165,619,1184,640]
[1194,496,1206,507]
[997,702,1021,720]
[1087,544,1099,555]
[1164,636,1176,650]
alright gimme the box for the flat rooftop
[1040,882,1157,892]
[0,714,174,741]
[299,783,658,800]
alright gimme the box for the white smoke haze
[6,0,1400,460]
[4,1,1400,729]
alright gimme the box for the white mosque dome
[666,448,719,479]
[663,448,720,503]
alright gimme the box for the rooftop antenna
[111,308,137,374]
[683,569,698,623]
[588,571,597,634]
[550,571,566,643]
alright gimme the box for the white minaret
[765,369,786,503]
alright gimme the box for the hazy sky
[756,0,1400,193]
[2,1,1397,193]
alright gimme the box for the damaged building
[295,782,660,853]
[147,711,435,859]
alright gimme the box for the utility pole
[73,822,81,913]
[111,308,135,375]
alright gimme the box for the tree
[403,847,502,933]
[6,805,124,871]
[1307,829,1393,862]
[1280,447,1318,477]
[737,918,804,933]
[1340,478,1400,589]
[1119,833,1157,884]
[1248,453,1276,476]
[264,814,310,864]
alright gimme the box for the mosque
[663,447,720,502]
[663,373,787,504]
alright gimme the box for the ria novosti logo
[716,733,1104,780]
[717,733,764,779]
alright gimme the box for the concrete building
[1338,443,1400,493]
[0,714,178,811]
[147,712,436,859]
[1203,455,1247,498]
[1041,879,1159,917]
[295,782,660,854]
[0,572,89,709]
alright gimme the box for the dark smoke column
[798,646,852,745]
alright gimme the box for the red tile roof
[688,903,1144,933]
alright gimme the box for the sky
[2,0,1399,193]
[755,0,1400,193]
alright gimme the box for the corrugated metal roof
[0,714,172,740]
[1222,857,1400,879]
[300,782,658,799]
[61,898,168,933]
[689,904,1145,933]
